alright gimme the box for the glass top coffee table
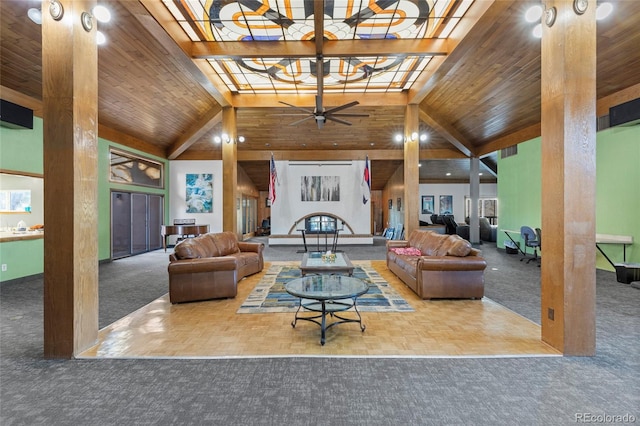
[284,274,368,345]
[300,252,354,276]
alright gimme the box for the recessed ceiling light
[525,5,543,23]
[446,172,451,176]
[596,2,613,20]
[301,143,306,147]
[394,134,403,143]
[213,136,221,144]
[333,143,338,146]
[420,133,428,142]
[27,8,42,24]
[533,23,542,38]
[418,163,422,167]
[370,142,375,146]
[265,143,270,147]
[479,172,483,176]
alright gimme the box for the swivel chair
[520,226,540,264]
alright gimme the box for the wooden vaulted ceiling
[1,1,640,192]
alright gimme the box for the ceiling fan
[278,97,369,129]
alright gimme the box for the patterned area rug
[237,262,414,313]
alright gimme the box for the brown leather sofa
[386,229,487,299]
[168,231,264,303]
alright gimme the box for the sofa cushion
[212,231,240,256]
[174,238,207,259]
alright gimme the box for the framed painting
[439,195,453,215]
[185,173,213,213]
[388,199,393,209]
[397,197,402,211]
[421,195,434,214]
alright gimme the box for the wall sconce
[394,132,428,143]
[544,7,557,27]
[213,134,245,144]
[573,0,588,15]
[49,0,64,21]
[81,5,111,32]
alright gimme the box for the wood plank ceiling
[1,0,639,191]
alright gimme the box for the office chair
[520,226,540,264]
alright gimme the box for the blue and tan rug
[237,261,414,313]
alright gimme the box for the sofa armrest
[386,240,408,250]
[417,256,487,271]
[168,257,237,274]
[238,241,264,255]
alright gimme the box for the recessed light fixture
[596,2,613,20]
[479,172,483,176]
[525,5,543,23]
[418,163,422,167]
[394,134,403,143]
[420,133,428,142]
[238,136,245,143]
[446,172,451,176]
[265,143,270,147]
[27,8,42,24]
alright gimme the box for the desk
[595,233,633,267]
[503,229,526,255]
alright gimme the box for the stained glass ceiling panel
[164,0,467,95]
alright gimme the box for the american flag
[268,154,277,204]
[362,155,371,204]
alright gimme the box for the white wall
[169,161,223,242]
[270,160,371,235]
[418,183,497,222]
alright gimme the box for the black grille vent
[500,145,518,159]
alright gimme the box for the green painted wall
[0,116,169,282]
[497,125,640,270]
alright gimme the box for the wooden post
[404,104,420,239]
[222,107,238,235]
[42,0,99,358]
[541,0,596,355]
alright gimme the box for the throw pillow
[391,247,422,256]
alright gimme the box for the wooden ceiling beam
[419,108,474,157]
[167,108,223,160]
[190,39,449,59]
[136,0,232,106]
[596,83,640,117]
[407,0,497,104]
[232,92,408,108]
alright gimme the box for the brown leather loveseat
[386,229,486,299]
[168,231,264,303]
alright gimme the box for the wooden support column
[221,107,238,235]
[541,0,596,355]
[42,0,99,358]
[404,104,420,238]
[469,157,480,245]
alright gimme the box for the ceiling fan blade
[325,115,352,126]
[278,101,314,114]
[323,101,360,115]
[289,115,315,126]
[330,113,370,117]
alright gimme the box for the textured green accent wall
[0,119,44,174]
[497,125,640,270]
[1,116,169,282]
